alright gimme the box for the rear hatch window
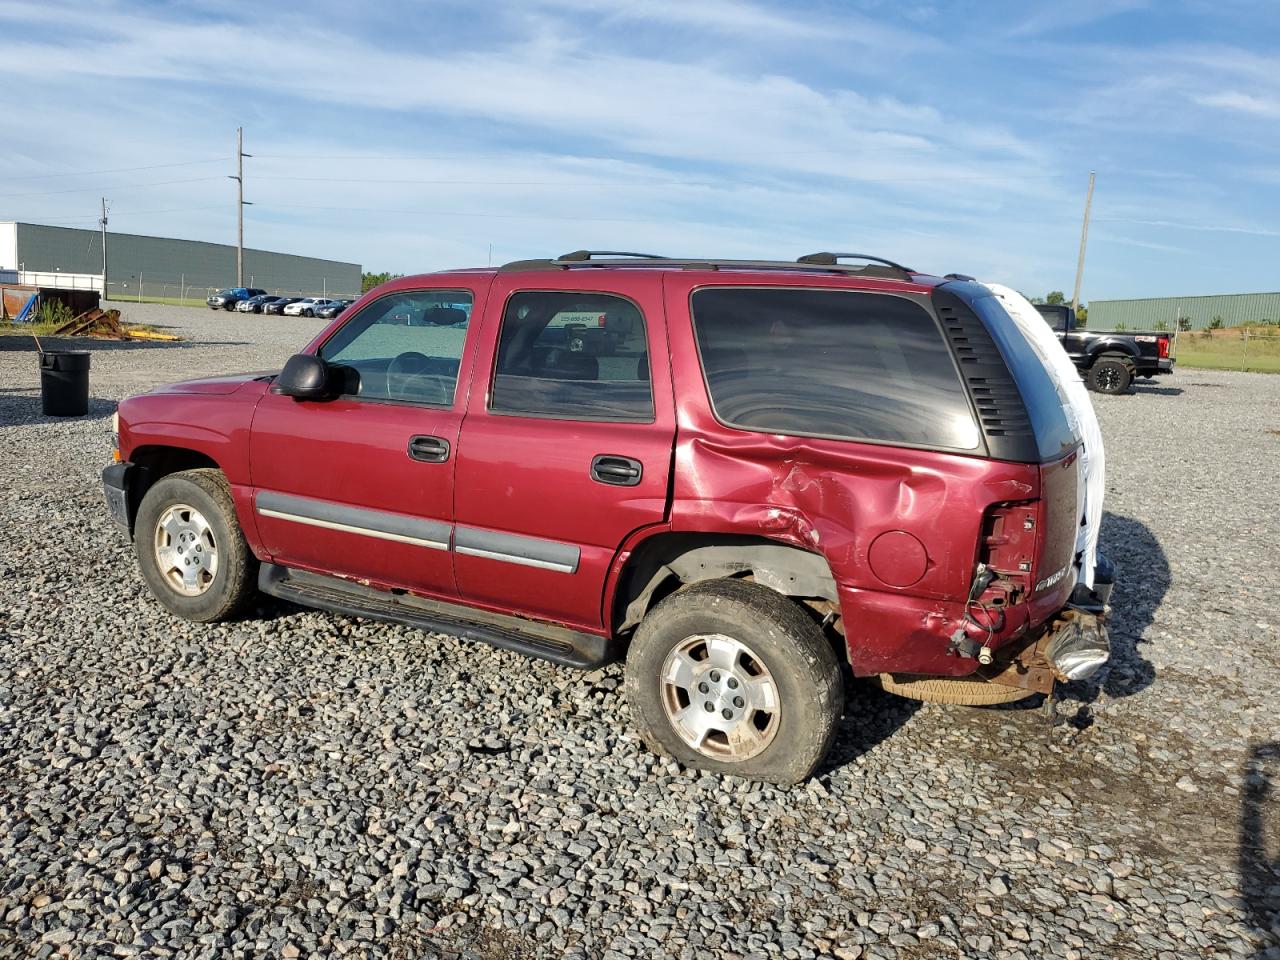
[690,287,980,451]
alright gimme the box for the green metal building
[0,221,361,301]
[1088,292,1280,332]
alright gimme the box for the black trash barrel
[39,350,91,417]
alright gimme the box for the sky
[2,0,1279,299]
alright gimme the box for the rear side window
[691,288,980,450]
[490,291,653,421]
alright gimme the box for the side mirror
[272,353,333,400]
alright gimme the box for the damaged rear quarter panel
[661,273,1043,677]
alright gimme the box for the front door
[249,283,487,599]
[452,272,675,630]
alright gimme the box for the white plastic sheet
[981,284,1105,588]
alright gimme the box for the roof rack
[499,251,918,280]
[557,249,668,261]
[797,252,912,277]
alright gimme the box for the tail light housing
[1158,335,1170,359]
[977,501,1037,607]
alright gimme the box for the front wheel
[1087,357,1134,394]
[134,468,257,622]
[303,309,314,317]
[625,579,843,784]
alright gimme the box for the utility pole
[99,198,110,300]
[229,127,252,286]
[1071,171,1095,315]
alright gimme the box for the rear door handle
[408,435,450,463]
[591,454,642,486]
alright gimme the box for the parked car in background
[283,297,340,317]
[207,287,266,311]
[1034,304,1174,394]
[263,297,302,315]
[314,299,354,320]
[236,294,282,314]
[103,250,1115,784]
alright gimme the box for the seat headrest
[424,306,468,326]
[543,349,599,381]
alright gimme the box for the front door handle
[408,435,450,463]
[591,454,642,486]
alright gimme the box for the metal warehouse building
[0,221,361,302]
[1088,292,1280,331]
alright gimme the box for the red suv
[104,251,1113,783]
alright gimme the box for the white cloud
[1193,90,1280,118]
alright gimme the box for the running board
[258,563,615,669]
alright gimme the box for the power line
[0,176,228,199]
[3,157,232,181]
[251,172,1064,188]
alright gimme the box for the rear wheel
[624,579,843,784]
[134,469,257,622]
[872,673,1035,705]
[303,308,314,317]
[1087,356,1134,394]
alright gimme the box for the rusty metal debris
[51,308,181,342]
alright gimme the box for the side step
[259,563,615,669]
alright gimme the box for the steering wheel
[386,351,449,404]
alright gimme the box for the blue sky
[3,0,1278,299]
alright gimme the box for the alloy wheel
[152,503,219,596]
[660,633,780,761]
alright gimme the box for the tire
[1087,356,1134,394]
[304,309,314,317]
[624,578,843,784]
[872,673,1034,706]
[134,468,257,623]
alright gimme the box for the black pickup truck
[1034,304,1174,394]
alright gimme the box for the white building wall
[0,222,17,271]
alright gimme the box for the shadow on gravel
[1060,511,1167,706]
[0,394,116,424]
[1241,742,1280,957]
[820,683,921,775]
[1131,384,1184,396]
[0,335,246,352]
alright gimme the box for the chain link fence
[104,277,360,307]
[1173,327,1280,374]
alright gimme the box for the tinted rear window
[691,288,980,450]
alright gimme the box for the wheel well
[124,446,220,533]
[612,533,839,636]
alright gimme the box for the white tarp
[982,284,1105,588]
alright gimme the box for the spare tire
[872,673,1035,706]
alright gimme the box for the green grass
[1174,331,1280,373]
[104,294,210,308]
[0,321,62,337]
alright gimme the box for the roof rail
[557,249,668,261]
[796,252,913,278]
[498,254,921,280]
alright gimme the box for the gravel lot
[2,302,1278,960]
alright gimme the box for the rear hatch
[937,285,1083,626]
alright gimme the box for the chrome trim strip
[256,508,449,551]
[454,544,576,574]
[255,491,451,551]
[253,493,579,572]
[454,526,581,574]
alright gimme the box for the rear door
[452,271,675,630]
[248,280,489,599]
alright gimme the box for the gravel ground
[1,303,1278,960]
